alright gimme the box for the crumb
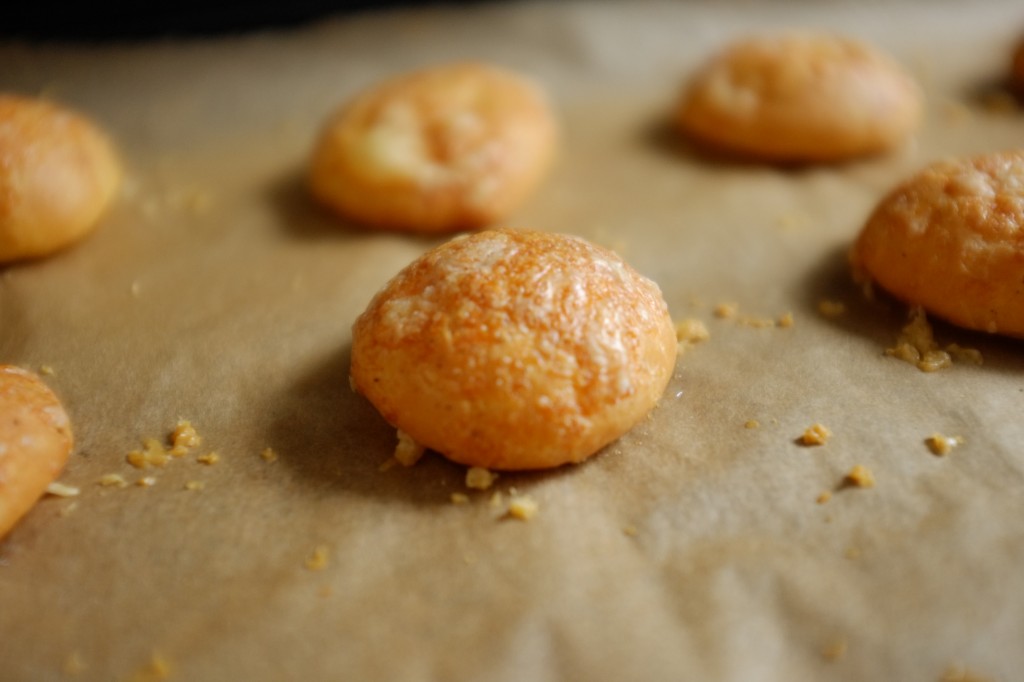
[136,476,157,488]
[260,447,278,463]
[378,457,399,472]
[712,301,737,317]
[130,652,171,682]
[98,473,128,488]
[816,491,832,504]
[196,452,220,465]
[886,307,962,372]
[169,420,201,456]
[305,545,329,571]
[799,423,832,446]
[507,494,539,521]
[450,492,470,505]
[63,651,86,675]
[845,464,875,488]
[39,364,55,376]
[45,481,80,497]
[777,312,794,328]
[821,638,847,661]
[183,480,205,491]
[394,429,425,467]
[713,302,738,319]
[674,318,710,344]
[818,299,846,318]
[127,438,170,469]
[130,280,142,298]
[940,664,994,682]
[844,546,861,560]
[739,316,775,329]
[744,419,760,429]
[489,490,504,508]
[946,344,983,365]
[466,466,498,490]
[926,433,963,456]
[622,524,638,536]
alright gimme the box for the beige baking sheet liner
[2,2,1024,680]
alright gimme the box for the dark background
[1,1,491,41]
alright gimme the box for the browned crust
[852,150,1024,337]
[0,365,73,538]
[350,229,678,470]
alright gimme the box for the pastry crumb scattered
[946,344,983,365]
[306,545,330,571]
[885,307,979,372]
[135,476,157,488]
[489,490,504,508]
[127,438,170,469]
[622,524,638,536]
[260,447,279,463]
[799,423,832,446]
[130,651,171,682]
[394,429,425,467]
[817,299,846,318]
[816,491,832,504]
[39,364,55,376]
[170,420,201,456]
[844,546,862,560]
[926,433,963,456]
[196,452,220,465]
[821,638,847,661]
[713,302,738,319]
[507,494,539,521]
[45,481,80,497]
[777,312,794,328]
[466,466,498,490]
[183,480,205,491]
[744,419,760,429]
[845,464,875,488]
[98,473,128,488]
[674,318,710,344]
[450,492,470,505]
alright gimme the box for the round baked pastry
[350,229,678,470]
[309,62,557,233]
[852,150,1024,337]
[676,33,922,162]
[0,365,73,538]
[0,94,120,263]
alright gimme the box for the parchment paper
[3,2,1024,680]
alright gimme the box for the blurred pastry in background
[676,33,922,163]
[0,95,120,263]
[310,62,557,233]
[851,150,1024,338]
